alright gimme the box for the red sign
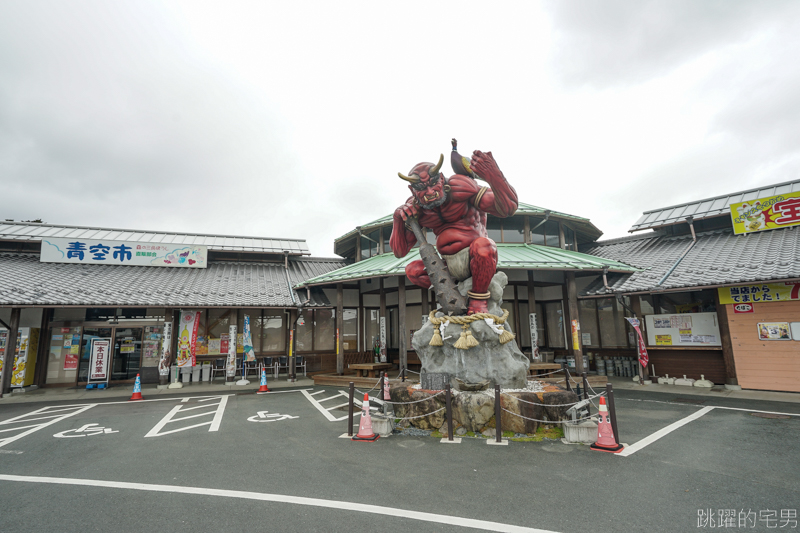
[733,303,754,313]
[64,352,78,370]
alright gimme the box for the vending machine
[9,327,40,388]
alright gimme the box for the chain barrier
[393,406,447,421]
[500,407,596,424]
[500,390,605,407]
[381,389,446,405]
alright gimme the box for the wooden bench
[349,363,392,378]
[529,363,562,377]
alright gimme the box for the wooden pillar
[398,275,407,374]
[355,233,362,263]
[336,283,344,375]
[523,216,531,244]
[512,285,521,339]
[565,272,585,373]
[358,290,364,353]
[34,308,53,388]
[0,308,21,397]
[715,292,738,385]
[528,271,537,351]
[379,278,387,362]
[558,222,566,249]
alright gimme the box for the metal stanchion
[445,382,454,441]
[494,384,502,443]
[347,382,355,437]
[606,383,619,445]
[582,372,589,401]
[379,372,385,398]
[401,367,406,382]
[561,363,572,392]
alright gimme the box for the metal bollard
[606,383,619,445]
[494,384,502,443]
[561,363,572,392]
[401,367,406,382]
[582,372,590,401]
[445,382,454,441]
[379,373,385,397]
[347,382,355,437]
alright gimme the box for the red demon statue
[390,147,518,315]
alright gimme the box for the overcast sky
[2,1,799,257]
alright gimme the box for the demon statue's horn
[398,153,443,183]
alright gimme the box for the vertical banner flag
[158,321,173,377]
[529,313,539,360]
[243,315,256,362]
[625,317,649,368]
[89,339,111,381]
[225,325,237,378]
[177,311,200,367]
[379,316,387,363]
[571,319,581,351]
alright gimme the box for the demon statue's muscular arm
[469,150,518,217]
[390,196,418,258]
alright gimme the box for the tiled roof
[629,178,800,232]
[0,253,345,307]
[0,222,310,255]
[298,243,638,287]
[580,226,800,295]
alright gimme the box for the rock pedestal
[412,272,529,389]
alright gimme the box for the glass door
[79,327,113,383]
[112,327,143,380]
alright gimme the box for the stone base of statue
[412,272,529,389]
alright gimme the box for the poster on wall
[757,322,792,341]
[730,191,800,235]
[176,311,200,367]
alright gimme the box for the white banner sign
[41,237,207,268]
[379,316,387,363]
[226,325,237,378]
[89,339,111,381]
[158,322,173,377]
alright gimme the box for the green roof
[334,201,594,244]
[296,243,638,287]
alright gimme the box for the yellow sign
[730,191,800,234]
[655,335,672,346]
[718,282,800,305]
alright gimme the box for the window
[544,220,561,247]
[597,298,627,347]
[503,217,525,243]
[342,309,358,351]
[259,313,285,352]
[486,217,503,242]
[314,309,334,351]
[544,301,566,348]
[207,309,233,339]
[360,229,380,260]
[530,219,546,246]
[658,290,717,314]
[578,300,600,348]
[296,310,313,351]
[365,309,381,350]
[564,226,576,251]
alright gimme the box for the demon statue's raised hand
[390,146,518,315]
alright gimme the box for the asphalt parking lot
[0,385,798,532]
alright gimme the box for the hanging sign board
[88,338,112,384]
[730,191,800,235]
[40,237,207,268]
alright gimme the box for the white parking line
[0,405,96,448]
[301,389,357,422]
[618,406,716,457]
[144,396,230,437]
[0,474,561,533]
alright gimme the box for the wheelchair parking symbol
[247,411,298,423]
[54,423,119,438]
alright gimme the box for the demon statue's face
[398,154,448,209]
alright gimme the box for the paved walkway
[2,372,798,405]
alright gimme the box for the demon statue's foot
[467,298,489,315]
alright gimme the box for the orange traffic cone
[256,368,270,394]
[352,393,379,442]
[129,374,143,401]
[590,396,623,453]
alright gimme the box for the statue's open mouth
[424,192,439,202]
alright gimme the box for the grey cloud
[545,0,798,88]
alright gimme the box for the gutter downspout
[657,216,697,286]
[283,251,297,306]
[602,265,612,293]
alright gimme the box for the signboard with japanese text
[89,338,111,382]
[40,237,207,268]
[758,322,792,340]
[730,191,800,235]
[718,282,800,305]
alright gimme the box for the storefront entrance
[71,322,164,385]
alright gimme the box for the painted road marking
[246,411,299,423]
[617,406,716,457]
[53,423,119,438]
[144,395,230,438]
[0,405,96,448]
[301,389,357,422]
[0,474,561,533]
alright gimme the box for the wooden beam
[0,308,21,397]
[398,275,407,374]
[558,222,566,250]
[355,233,362,262]
[33,308,52,388]
[714,291,739,385]
[336,283,344,375]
